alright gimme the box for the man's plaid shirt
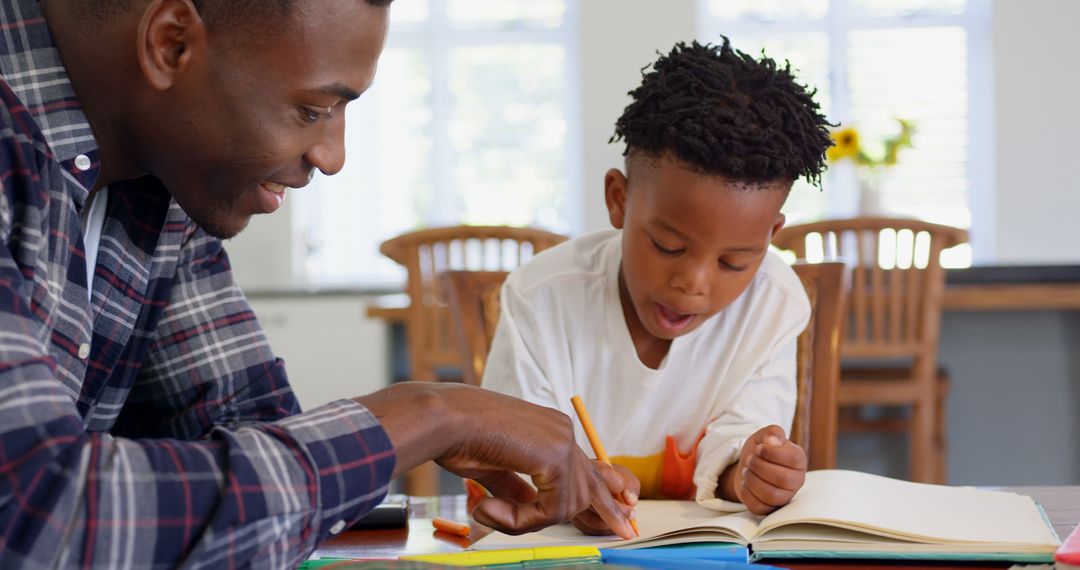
[0,1,396,567]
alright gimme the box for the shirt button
[329,520,346,535]
[78,343,91,359]
[74,154,92,171]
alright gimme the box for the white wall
[229,1,700,285]
[231,1,701,398]
[228,199,295,290]
[247,295,389,408]
[230,2,1080,402]
[578,0,697,232]
[228,0,1080,283]
[992,0,1080,263]
[225,0,1080,278]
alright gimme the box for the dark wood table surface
[312,486,1078,569]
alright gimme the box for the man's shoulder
[0,76,49,156]
[0,76,55,235]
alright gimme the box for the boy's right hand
[355,383,636,539]
[571,462,640,536]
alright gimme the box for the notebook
[472,470,1060,562]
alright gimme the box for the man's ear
[136,0,206,91]
[604,168,629,230]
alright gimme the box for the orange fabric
[610,452,664,498]
[611,432,705,500]
[660,433,703,500]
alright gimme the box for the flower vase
[857,177,885,217]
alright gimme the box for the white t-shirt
[81,188,108,305]
[481,229,810,511]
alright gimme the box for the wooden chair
[379,226,566,495]
[439,261,845,471]
[790,262,847,471]
[773,217,967,483]
[440,261,844,475]
[441,262,846,470]
[441,271,509,387]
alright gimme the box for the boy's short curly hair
[611,38,833,186]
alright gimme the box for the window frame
[295,0,583,287]
[696,0,994,263]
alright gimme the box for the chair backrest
[773,217,967,361]
[790,262,846,470]
[441,270,509,386]
[380,226,567,381]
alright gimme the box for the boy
[482,39,833,532]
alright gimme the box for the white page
[756,470,1060,546]
[472,501,755,550]
[473,471,1060,552]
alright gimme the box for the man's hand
[571,462,639,536]
[717,425,807,516]
[354,383,635,539]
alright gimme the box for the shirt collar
[0,0,101,192]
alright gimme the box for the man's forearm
[354,382,466,476]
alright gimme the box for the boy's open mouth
[654,302,696,334]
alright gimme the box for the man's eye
[299,107,330,124]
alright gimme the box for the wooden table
[943,264,1080,310]
[943,283,1080,310]
[365,293,409,322]
[313,487,1078,568]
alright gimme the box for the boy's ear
[770,212,787,239]
[604,168,629,230]
[137,0,206,91]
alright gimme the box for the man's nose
[305,119,347,177]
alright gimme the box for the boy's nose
[671,263,710,296]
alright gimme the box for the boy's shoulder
[504,229,619,298]
[755,250,810,298]
[738,250,812,319]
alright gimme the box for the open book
[473,470,1061,561]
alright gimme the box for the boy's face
[605,154,789,343]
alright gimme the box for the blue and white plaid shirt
[0,1,396,567]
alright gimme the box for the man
[0,0,634,567]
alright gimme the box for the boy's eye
[651,238,683,256]
[720,259,748,272]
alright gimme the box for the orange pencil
[432,516,471,538]
[569,395,640,536]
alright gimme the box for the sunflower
[826,127,861,163]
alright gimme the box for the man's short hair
[75,0,393,27]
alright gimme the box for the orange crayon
[432,516,471,538]
[570,395,640,536]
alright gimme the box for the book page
[472,501,757,550]
[755,470,1059,547]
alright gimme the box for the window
[295,0,580,287]
[698,0,992,267]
